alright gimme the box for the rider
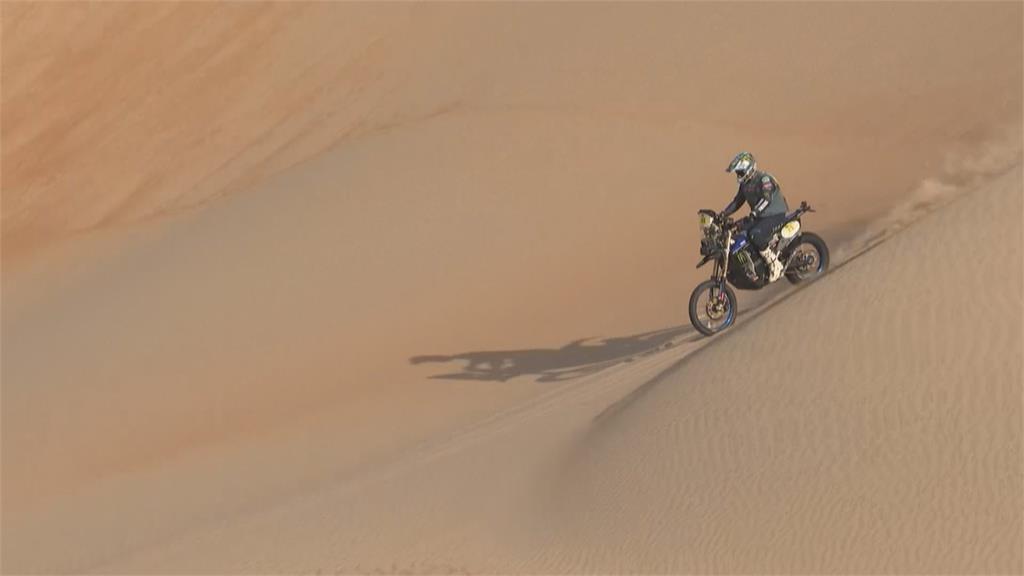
[720,151,789,282]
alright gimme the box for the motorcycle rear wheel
[785,232,830,284]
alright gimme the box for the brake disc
[706,300,726,320]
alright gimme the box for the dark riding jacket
[721,170,788,219]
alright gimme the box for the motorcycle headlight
[698,213,714,230]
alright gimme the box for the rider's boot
[761,247,784,282]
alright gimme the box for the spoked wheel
[785,232,830,285]
[688,280,738,336]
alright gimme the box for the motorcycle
[688,201,829,336]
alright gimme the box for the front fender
[696,252,723,268]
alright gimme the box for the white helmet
[726,151,757,183]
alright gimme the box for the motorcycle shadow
[410,325,701,383]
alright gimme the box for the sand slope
[5,2,1021,263]
[91,165,1022,574]
[554,165,1023,573]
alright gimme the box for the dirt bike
[688,201,829,336]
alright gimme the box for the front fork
[719,229,732,284]
[709,229,732,306]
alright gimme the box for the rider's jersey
[723,170,788,218]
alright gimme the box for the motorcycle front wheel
[688,280,738,336]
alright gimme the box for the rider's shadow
[410,325,700,383]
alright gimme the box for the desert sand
[2,3,1021,573]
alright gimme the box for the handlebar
[700,201,815,229]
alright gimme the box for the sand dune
[2,2,1021,573]
[83,165,1023,573]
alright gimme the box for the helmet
[726,151,756,183]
